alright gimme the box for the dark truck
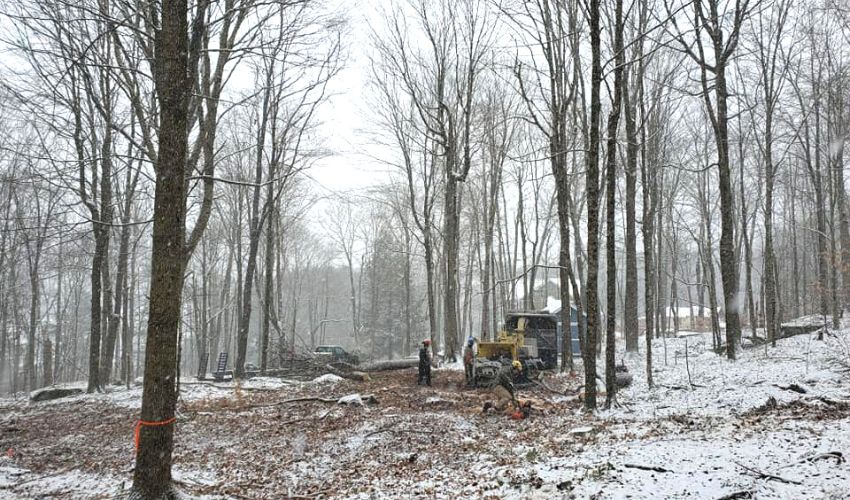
[503,312,560,369]
[313,345,360,365]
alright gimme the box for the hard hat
[512,360,522,370]
[467,336,474,346]
[423,339,431,345]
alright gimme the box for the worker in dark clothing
[491,360,522,409]
[418,339,432,386]
[463,337,475,386]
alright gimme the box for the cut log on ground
[30,388,84,402]
[359,359,420,372]
[324,364,370,382]
[623,463,672,473]
[778,323,824,339]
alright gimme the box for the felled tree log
[324,364,370,382]
[30,387,84,402]
[359,359,419,372]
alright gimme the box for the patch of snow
[311,374,343,384]
[0,460,28,488]
[173,466,219,488]
[519,417,850,499]
[0,464,126,499]
[782,314,829,327]
[338,393,365,405]
[240,376,292,390]
[604,330,850,421]
[436,360,464,371]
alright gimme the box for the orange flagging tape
[134,417,177,450]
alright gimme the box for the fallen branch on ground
[277,396,340,404]
[281,408,335,426]
[364,422,436,438]
[623,463,673,473]
[804,452,844,465]
[773,383,807,394]
[659,384,688,391]
[735,462,801,485]
[715,490,753,500]
[534,379,575,396]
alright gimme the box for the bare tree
[582,0,603,409]
[666,0,755,359]
[603,0,625,408]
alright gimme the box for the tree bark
[582,0,602,410]
[623,48,640,353]
[132,0,191,494]
[604,0,625,407]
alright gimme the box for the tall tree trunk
[132,0,191,493]
[713,49,742,360]
[764,112,779,344]
[122,238,137,387]
[443,175,460,362]
[582,0,602,410]
[403,224,412,355]
[42,339,53,387]
[26,257,40,391]
[552,119,575,374]
[54,236,63,384]
[87,225,106,393]
[641,166,656,388]
[98,117,117,385]
[0,194,10,385]
[623,54,640,353]
[103,202,131,384]
[235,205,262,377]
[656,171,666,339]
[738,128,758,338]
[604,0,624,407]
[260,187,275,373]
[836,140,850,318]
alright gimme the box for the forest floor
[2,324,850,499]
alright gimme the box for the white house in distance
[639,305,718,333]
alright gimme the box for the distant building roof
[540,296,581,315]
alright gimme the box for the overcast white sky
[307,0,389,197]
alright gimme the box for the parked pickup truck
[314,345,360,365]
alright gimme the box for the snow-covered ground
[500,328,850,499]
[1,324,849,499]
